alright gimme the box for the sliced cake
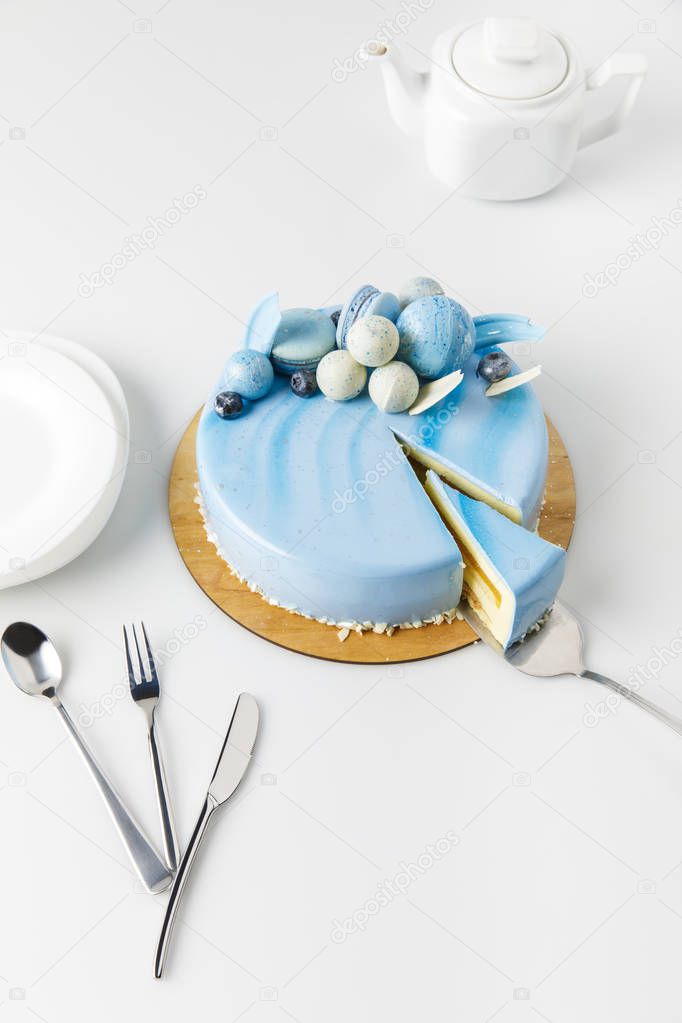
[195,278,550,633]
[425,472,565,648]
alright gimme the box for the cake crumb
[338,627,350,642]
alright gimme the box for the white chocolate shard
[486,365,541,398]
[408,370,463,415]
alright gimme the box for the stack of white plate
[0,331,129,589]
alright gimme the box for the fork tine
[123,625,137,690]
[140,621,158,684]
[132,623,148,683]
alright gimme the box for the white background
[2,0,682,1019]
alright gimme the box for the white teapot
[370,17,646,200]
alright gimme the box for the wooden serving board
[169,410,575,665]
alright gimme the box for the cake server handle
[154,793,217,978]
[581,669,682,737]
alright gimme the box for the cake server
[459,600,682,736]
[124,622,180,873]
[154,692,259,978]
[1,622,173,893]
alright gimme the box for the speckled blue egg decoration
[223,349,274,400]
[347,315,399,367]
[316,349,367,401]
[396,296,475,380]
[270,308,337,375]
[369,361,419,413]
[398,276,444,309]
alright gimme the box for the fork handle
[148,715,180,872]
[154,794,217,978]
[581,669,682,737]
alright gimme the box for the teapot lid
[451,18,568,100]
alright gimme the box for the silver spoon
[1,622,172,893]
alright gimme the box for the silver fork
[124,623,180,873]
[460,600,682,737]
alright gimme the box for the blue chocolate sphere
[396,296,475,380]
[223,349,274,400]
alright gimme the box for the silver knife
[154,692,259,978]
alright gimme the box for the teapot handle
[578,52,647,150]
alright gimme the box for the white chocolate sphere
[316,349,367,401]
[346,315,399,367]
[398,276,444,309]
[369,361,420,414]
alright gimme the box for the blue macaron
[396,296,475,380]
[336,284,400,348]
[270,308,337,375]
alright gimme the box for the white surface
[1,0,682,1020]
[0,338,128,586]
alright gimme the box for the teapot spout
[368,42,427,137]
[473,314,545,351]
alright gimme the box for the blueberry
[329,309,341,328]
[290,368,317,398]
[214,391,245,419]
[477,351,512,383]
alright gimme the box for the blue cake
[195,283,555,634]
[425,474,566,649]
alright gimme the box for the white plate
[0,333,129,588]
[39,334,129,449]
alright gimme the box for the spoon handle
[54,699,173,893]
[581,669,682,737]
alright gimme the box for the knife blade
[154,693,259,978]
[208,692,259,804]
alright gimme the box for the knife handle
[154,793,217,978]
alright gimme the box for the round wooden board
[169,410,575,665]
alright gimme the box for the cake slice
[425,471,566,649]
